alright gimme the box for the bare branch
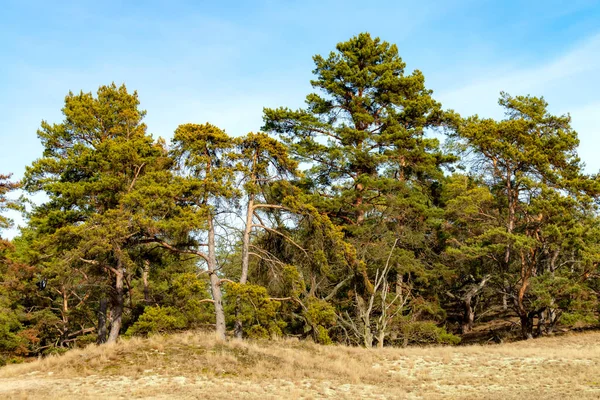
[79,258,119,275]
[252,204,290,212]
[324,276,352,301]
[148,238,210,263]
[128,162,146,193]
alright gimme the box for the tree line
[1,33,599,362]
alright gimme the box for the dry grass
[1,330,600,399]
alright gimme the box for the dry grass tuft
[1,330,600,399]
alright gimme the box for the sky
[1,0,600,235]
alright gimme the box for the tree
[448,92,600,338]
[264,32,456,347]
[167,123,239,341]
[441,174,497,333]
[23,83,171,343]
[234,132,299,338]
[0,174,19,234]
[0,174,28,363]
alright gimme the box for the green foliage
[304,298,337,344]
[0,174,19,231]
[263,32,459,347]
[126,306,187,336]
[1,34,599,358]
[136,268,214,328]
[281,265,306,298]
[0,306,25,356]
[444,91,600,338]
[399,321,461,346]
[226,283,286,339]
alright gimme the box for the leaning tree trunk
[461,275,491,334]
[208,217,227,341]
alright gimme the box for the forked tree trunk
[461,275,490,333]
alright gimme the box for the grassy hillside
[1,330,600,399]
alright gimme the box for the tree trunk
[503,172,515,311]
[546,308,559,334]
[235,194,254,339]
[107,270,124,343]
[240,195,254,285]
[461,275,490,333]
[60,285,69,345]
[208,217,226,341]
[356,294,373,347]
[516,250,536,340]
[402,334,409,348]
[143,259,151,305]
[520,314,534,340]
[536,309,546,337]
[355,184,365,225]
[502,279,509,311]
[97,298,108,344]
[504,172,514,267]
[462,299,475,334]
[396,274,403,301]
[363,328,373,348]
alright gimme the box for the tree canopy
[1,34,599,363]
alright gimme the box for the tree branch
[251,224,307,254]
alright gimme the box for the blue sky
[1,1,599,198]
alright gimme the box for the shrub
[125,306,187,336]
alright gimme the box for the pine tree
[234,132,299,338]
[0,173,19,240]
[167,123,239,341]
[23,84,171,343]
[264,33,456,347]
[448,92,600,338]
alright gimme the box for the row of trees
[1,33,599,361]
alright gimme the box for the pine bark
[143,259,151,305]
[107,269,124,343]
[235,194,254,339]
[208,217,226,341]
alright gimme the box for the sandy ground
[1,331,599,399]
